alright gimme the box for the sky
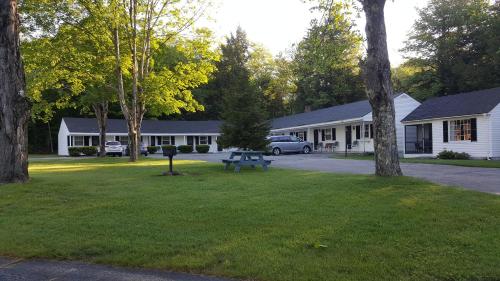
[203,0,430,66]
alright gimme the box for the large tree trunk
[112,26,139,162]
[0,0,31,184]
[361,0,402,176]
[92,102,108,157]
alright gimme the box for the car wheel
[303,146,311,154]
[272,147,281,156]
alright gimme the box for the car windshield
[106,141,121,146]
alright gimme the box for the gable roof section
[63,118,222,134]
[271,99,372,130]
[402,87,500,122]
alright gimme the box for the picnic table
[222,151,272,172]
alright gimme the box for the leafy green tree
[217,28,270,150]
[402,0,499,96]
[293,0,364,112]
[21,0,218,161]
[247,45,297,118]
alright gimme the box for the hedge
[81,146,98,156]
[68,147,81,157]
[196,145,210,153]
[147,146,159,154]
[177,145,193,153]
[437,150,470,160]
[161,145,177,152]
[68,146,97,157]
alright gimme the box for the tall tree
[217,28,270,150]
[402,0,498,97]
[360,0,403,176]
[293,0,364,112]
[0,0,31,183]
[21,0,218,161]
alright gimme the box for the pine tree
[217,28,270,150]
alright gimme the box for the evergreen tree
[217,28,270,150]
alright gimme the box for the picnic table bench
[222,151,272,172]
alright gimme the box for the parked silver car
[105,141,124,157]
[267,135,312,156]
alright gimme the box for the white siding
[57,119,70,156]
[489,104,500,158]
[394,94,421,154]
[404,115,492,159]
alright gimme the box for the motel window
[449,119,476,141]
[73,136,84,146]
[324,129,332,141]
[364,124,370,138]
[161,136,171,145]
[118,136,129,145]
[297,132,305,141]
[199,136,208,145]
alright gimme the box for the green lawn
[332,154,500,168]
[1,158,500,281]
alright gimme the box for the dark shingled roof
[63,118,222,134]
[271,99,372,130]
[402,87,500,122]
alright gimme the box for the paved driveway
[0,257,233,281]
[170,153,500,195]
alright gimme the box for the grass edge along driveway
[1,158,500,281]
[332,153,500,169]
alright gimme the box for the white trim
[402,113,489,124]
[271,117,364,132]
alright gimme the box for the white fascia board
[402,113,489,124]
[271,118,364,132]
[68,132,220,136]
[141,133,221,136]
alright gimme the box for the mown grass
[1,158,500,281]
[332,153,500,168]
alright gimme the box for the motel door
[345,126,352,149]
[313,129,319,150]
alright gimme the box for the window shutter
[355,125,361,140]
[187,136,193,145]
[470,118,477,142]
[171,136,176,145]
[321,130,325,141]
[332,128,336,140]
[303,131,307,141]
[151,136,156,146]
[195,136,199,145]
[208,136,212,144]
[443,121,448,143]
[67,136,70,147]
[370,124,374,139]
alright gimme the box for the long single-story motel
[58,87,500,159]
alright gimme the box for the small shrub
[68,147,81,157]
[454,152,471,160]
[437,150,470,160]
[196,145,210,153]
[161,145,176,151]
[81,146,98,156]
[177,145,193,153]
[147,146,159,154]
